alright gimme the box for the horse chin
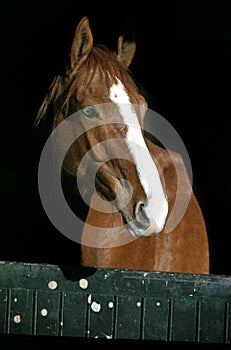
[126,221,164,238]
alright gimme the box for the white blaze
[109,79,168,233]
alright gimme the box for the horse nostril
[135,201,150,228]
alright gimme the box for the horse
[35,16,209,274]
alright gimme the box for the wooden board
[0,261,230,344]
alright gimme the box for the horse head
[35,16,168,239]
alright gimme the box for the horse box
[0,261,230,344]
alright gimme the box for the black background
[1,0,231,275]
[1,1,231,348]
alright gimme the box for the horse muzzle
[122,197,168,237]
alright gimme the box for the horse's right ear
[70,16,93,70]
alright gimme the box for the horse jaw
[81,192,136,249]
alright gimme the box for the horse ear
[117,35,136,68]
[70,16,93,70]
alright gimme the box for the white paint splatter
[79,278,88,289]
[91,301,101,312]
[41,308,48,316]
[105,334,113,339]
[13,315,21,323]
[48,280,57,290]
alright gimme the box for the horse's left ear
[70,16,93,70]
[117,35,136,68]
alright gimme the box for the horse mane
[34,75,63,126]
[34,44,142,126]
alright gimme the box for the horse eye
[82,105,98,118]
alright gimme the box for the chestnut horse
[35,16,209,274]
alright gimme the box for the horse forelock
[66,45,144,106]
[34,44,145,127]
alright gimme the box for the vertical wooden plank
[36,290,60,336]
[196,300,202,342]
[0,288,7,334]
[62,292,87,337]
[9,288,33,335]
[227,302,231,344]
[172,299,197,342]
[115,296,142,339]
[224,302,230,344]
[143,297,169,340]
[200,300,226,343]
[88,294,114,339]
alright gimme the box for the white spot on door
[48,280,57,290]
[41,308,48,316]
[13,314,21,323]
[79,278,88,289]
[91,301,101,312]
